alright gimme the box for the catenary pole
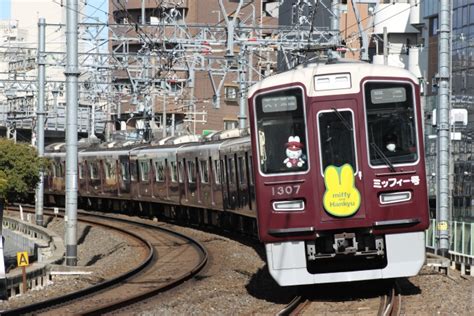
[330,0,339,34]
[35,18,46,227]
[436,0,451,256]
[65,0,79,266]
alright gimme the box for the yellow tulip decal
[323,164,361,217]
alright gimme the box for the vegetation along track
[278,279,402,316]
[3,206,209,315]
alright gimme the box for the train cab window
[90,162,100,180]
[139,160,150,182]
[238,156,246,184]
[187,160,196,183]
[154,160,165,182]
[120,160,130,181]
[200,160,209,183]
[365,82,418,167]
[254,87,308,174]
[318,110,357,172]
[170,161,178,183]
[213,160,222,184]
[178,161,185,183]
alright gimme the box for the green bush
[0,138,49,201]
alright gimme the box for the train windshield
[318,109,357,172]
[255,87,308,174]
[365,82,418,167]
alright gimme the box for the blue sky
[0,0,11,19]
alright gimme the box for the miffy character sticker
[284,136,305,168]
[323,164,361,217]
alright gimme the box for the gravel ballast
[0,213,472,314]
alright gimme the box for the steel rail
[378,279,402,316]
[2,205,208,315]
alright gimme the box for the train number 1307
[271,185,301,196]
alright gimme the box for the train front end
[248,62,429,286]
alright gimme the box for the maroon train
[44,61,429,287]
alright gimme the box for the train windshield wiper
[332,108,352,131]
[370,142,396,172]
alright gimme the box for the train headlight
[379,191,411,204]
[272,200,305,212]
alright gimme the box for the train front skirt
[265,231,425,286]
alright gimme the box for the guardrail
[426,219,474,275]
[2,216,65,298]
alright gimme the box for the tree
[0,138,48,202]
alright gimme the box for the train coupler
[306,232,385,261]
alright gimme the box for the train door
[314,99,368,224]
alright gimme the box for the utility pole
[35,18,46,227]
[351,0,369,61]
[330,0,339,34]
[65,0,79,266]
[238,47,247,129]
[436,0,451,256]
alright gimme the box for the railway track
[2,206,208,315]
[278,279,402,316]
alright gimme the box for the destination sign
[371,87,406,104]
[262,95,297,113]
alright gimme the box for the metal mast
[65,0,79,266]
[35,18,46,227]
[436,0,451,256]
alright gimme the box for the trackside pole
[65,0,79,266]
[35,18,46,227]
[436,0,451,256]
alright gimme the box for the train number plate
[271,185,301,196]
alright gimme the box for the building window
[224,120,238,130]
[224,85,239,102]
[430,16,438,36]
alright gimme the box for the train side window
[200,160,209,183]
[248,154,254,185]
[178,161,185,183]
[318,110,357,172]
[187,160,196,183]
[238,156,246,184]
[90,162,99,180]
[130,160,137,181]
[254,87,308,174]
[365,82,418,166]
[54,162,64,178]
[121,160,130,181]
[155,160,165,182]
[139,160,150,182]
[170,161,178,183]
[227,157,235,185]
[53,163,59,177]
[78,163,84,180]
[213,160,221,184]
[104,161,116,180]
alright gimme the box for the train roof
[247,61,419,98]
